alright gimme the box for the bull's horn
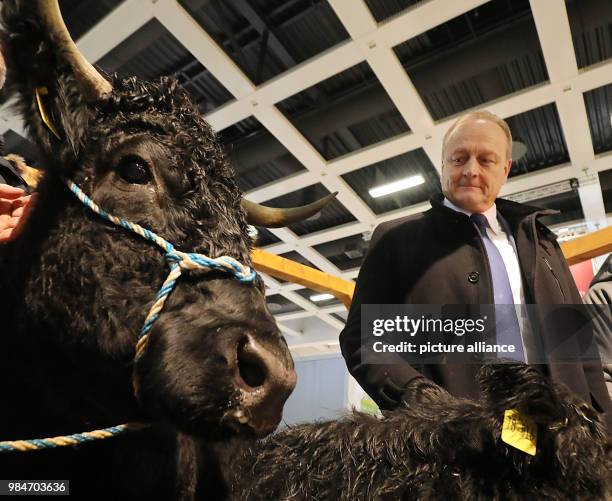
[242,192,338,228]
[36,0,112,101]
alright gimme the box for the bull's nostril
[237,338,267,388]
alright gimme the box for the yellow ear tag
[501,409,537,456]
[35,87,62,140]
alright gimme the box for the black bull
[0,0,321,499]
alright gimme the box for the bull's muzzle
[224,334,297,437]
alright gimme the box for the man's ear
[503,158,512,178]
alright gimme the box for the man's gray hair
[442,110,513,160]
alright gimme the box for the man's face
[441,118,512,213]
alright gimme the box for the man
[340,110,612,427]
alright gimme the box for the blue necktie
[471,213,525,362]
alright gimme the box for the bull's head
[0,1,329,439]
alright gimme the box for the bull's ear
[1,0,112,161]
[477,363,565,425]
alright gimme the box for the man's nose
[462,157,479,176]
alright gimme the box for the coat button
[468,271,479,283]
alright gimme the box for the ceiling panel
[393,0,546,121]
[277,62,410,160]
[566,0,612,69]
[252,227,281,247]
[584,83,612,155]
[314,232,370,271]
[61,0,124,40]
[342,147,440,214]
[179,0,349,85]
[221,116,307,191]
[364,0,424,23]
[97,19,233,113]
[506,104,571,177]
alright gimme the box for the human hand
[0,184,34,242]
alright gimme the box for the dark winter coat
[340,194,612,427]
[584,255,612,397]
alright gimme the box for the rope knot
[164,249,183,265]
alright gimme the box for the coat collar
[430,193,559,232]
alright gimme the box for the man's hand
[0,184,33,242]
[400,377,450,407]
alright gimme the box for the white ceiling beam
[275,310,316,322]
[252,41,364,107]
[528,0,578,83]
[277,323,303,338]
[0,99,26,136]
[328,132,422,174]
[153,0,255,98]
[289,339,341,351]
[575,59,612,94]
[276,288,344,330]
[329,0,434,154]
[578,177,608,231]
[342,269,360,280]
[207,0,495,136]
[530,0,606,228]
[592,152,612,173]
[153,0,378,248]
[204,100,253,133]
[500,164,575,196]
[291,220,371,248]
[363,44,435,133]
[205,40,364,131]
[252,107,326,173]
[245,171,316,203]
[376,201,431,224]
[81,0,153,63]
[1,0,151,136]
[253,106,376,221]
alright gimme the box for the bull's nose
[231,334,296,436]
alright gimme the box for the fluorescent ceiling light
[369,174,425,198]
[310,293,334,302]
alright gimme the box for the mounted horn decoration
[242,192,338,228]
[36,0,112,101]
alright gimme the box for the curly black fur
[226,364,612,500]
[0,3,293,500]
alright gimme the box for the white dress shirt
[443,198,534,359]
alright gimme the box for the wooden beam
[251,248,355,308]
[560,226,612,266]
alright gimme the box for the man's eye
[117,157,152,184]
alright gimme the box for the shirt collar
[443,197,502,235]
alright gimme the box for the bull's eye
[117,156,152,184]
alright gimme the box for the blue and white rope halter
[63,179,256,359]
[0,178,257,453]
